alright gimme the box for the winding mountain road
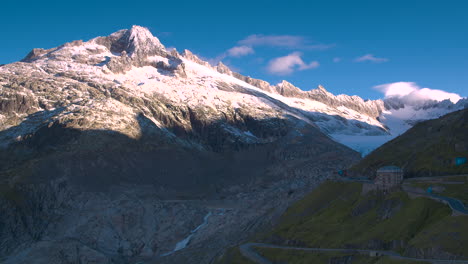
[429,194,468,215]
[240,243,468,264]
[402,185,468,215]
[239,179,468,263]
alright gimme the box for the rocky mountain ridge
[3,25,466,156]
[178,41,467,155]
[0,25,362,264]
[0,25,465,264]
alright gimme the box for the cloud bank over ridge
[374,82,462,103]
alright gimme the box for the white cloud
[355,54,388,63]
[210,45,254,64]
[209,34,332,69]
[238,34,334,50]
[210,34,332,67]
[300,60,320,70]
[374,82,461,103]
[333,57,341,63]
[267,52,319,75]
[227,45,254,57]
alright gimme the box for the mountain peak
[278,80,295,88]
[182,49,212,68]
[122,25,165,57]
[275,80,304,97]
[126,25,163,47]
[311,84,328,93]
[309,84,334,97]
[317,84,327,91]
[129,25,153,37]
[182,49,195,57]
[216,61,233,75]
[91,25,166,60]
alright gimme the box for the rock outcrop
[0,25,362,264]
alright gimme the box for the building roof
[377,166,403,173]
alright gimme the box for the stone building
[374,166,403,189]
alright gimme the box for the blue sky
[1,0,467,100]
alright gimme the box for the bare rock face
[229,72,275,94]
[91,26,187,77]
[182,49,212,68]
[0,93,37,114]
[120,25,165,58]
[153,57,187,78]
[0,25,366,264]
[106,51,133,74]
[93,25,165,60]
[21,48,51,62]
[275,80,304,98]
[243,76,274,93]
[213,62,277,94]
[216,61,232,75]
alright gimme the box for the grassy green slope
[352,108,468,178]
[256,247,430,264]
[217,181,468,263]
[258,181,468,259]
[409,175,468,205]
[215,247,256,264]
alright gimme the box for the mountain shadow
[0,110,360,199]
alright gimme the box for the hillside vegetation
[256,248,431,264]
[408,175,468,206]
[252,181,468,262]
[352,108,468,178]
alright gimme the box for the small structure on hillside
[338,170,348,177]
[427,186,433,194]
[374,166,404,189]
[455,157,467,166]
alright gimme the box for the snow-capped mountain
[2,25,465,157]
[331,97,467,155]
[0,26,361,263]
[1,25,466,264]
[214,61,467,155]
